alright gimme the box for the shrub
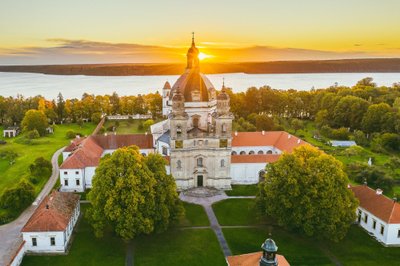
[0,179,35,211]
[352,130,369,146]
[26,129,40,139]
[66,130,76,139]
[330,127,350,140]
[30,157,52,179]
[91,112,102,124]
[380,133,400,152]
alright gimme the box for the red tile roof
[231,154,280,164]
[22,191,80,232]
[232,131,309,152]
[64,137,85,152]
[350,185,400,224]
[92,134,153,150]
[226,252,290,266]
[60,136,103,169]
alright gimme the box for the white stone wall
[356,207,400,246]
[59,169,84,192]
[84,167,96,189]
[62,151,71,161]
[231,163,266,184]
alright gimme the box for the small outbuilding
[330,140,357,147]
[3,126,20,138]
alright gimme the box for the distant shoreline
[1,58,400,76]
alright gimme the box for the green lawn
[223,227,333,266]
[178,202,209,227]
[22,204,126,266]
[212,198,267,226]
[133,229,226,266]
[225,184,258,196]
[0,123,95,195]
[103,120,148,134]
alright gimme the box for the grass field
[225,184,258,196]
[212,198,268,226]
[178,202,209,227]
[103,120,148,134]
[0,123,95,195]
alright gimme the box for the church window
[240,151,246,155]
[249,150,255,155]
[162,146,168,155]
[220,159,225,167]
[176,125,182,136]
[177,160,182,169]
[231,151,237,155]
[32,237,37,247]
[222,123,227,133]
[258,150,264,155]
[266,150,273,154]
[197,157,203,167]
[50,237,55,246]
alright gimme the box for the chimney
[297,139,301,144]
[376,188,383,195]
[393,197,397,202]
[234,131,238,136]
[76,135,80,139]
[262,130,265,135]
[288,134,291,139]
[45,204,49,209]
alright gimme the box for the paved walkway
[180,192,233,257]
[0,147,65,265]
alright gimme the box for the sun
[198,52,212,61]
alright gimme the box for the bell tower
[215,79,233,138]
[186,32,200,70]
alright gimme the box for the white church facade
[59,37,308,192]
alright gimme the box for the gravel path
[0,147,65,265]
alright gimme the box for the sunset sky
[1,0,399,64]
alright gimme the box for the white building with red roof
[21,191,80,253]
[350,185,400,246]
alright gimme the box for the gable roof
[64,137,86,152]
[232,131,308,152]
[350,185,400,224]
[91,134,153,150]
[60,136,103,169]
[231,154,280,164]
[22,191,80,232]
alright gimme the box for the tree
[56,92,66,122]
[21,109,49,136]
[290,118,303,133]
[258,146,358,242]
[333,95,369,129]
[91,112,102,124]
[361,103,392,133]
[0,179,35,212]
[143,119,155,132]
[380,133,400,152]
[356,77,376,87]
[87,146,182,240]
[255,114,274,131]
[30,157,52,179]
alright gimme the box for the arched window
[259,170,266,182]
[266,150,273,154]
[222,123,227,133]
[240,151,246,155]
[231,151,237,155]
[249,150,255,155]
[220,159,225,167]
[197,157,203,167]
[177,160,182,169]
[176,125,182,136]
[193,117,199,128]
[258,150,264,155]
[162,146,168,155]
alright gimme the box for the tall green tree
[362,103,393,133]
[258,146,358,242]
[21,109,49,136]
[87,146,182,240]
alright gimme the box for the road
[0,146,65,265]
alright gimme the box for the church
[59,36,308,192]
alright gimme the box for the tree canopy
[87,146,183,240]
[257,145,358,242]
[21,109,49,136]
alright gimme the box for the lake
[0,72,399,99]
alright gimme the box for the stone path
[180,191,233,257]
[125,242,134,266]
[0,147,65,266]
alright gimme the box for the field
[0,123,95,195]
[103,120,149,134]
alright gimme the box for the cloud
[0,38,395,65]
